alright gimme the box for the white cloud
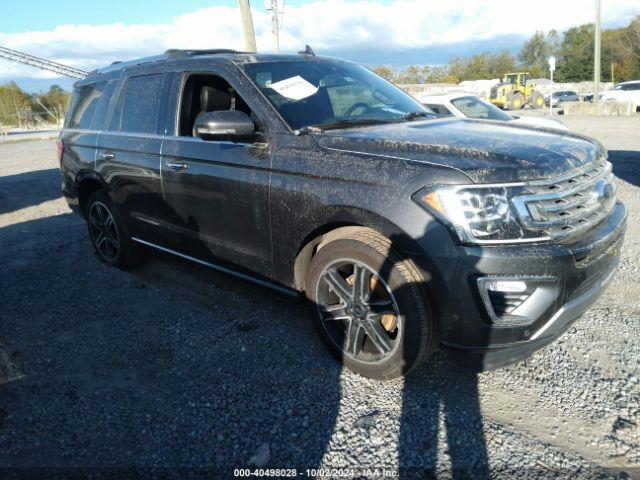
[1,0,638,79]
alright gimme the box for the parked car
[59,50,625,379]
[419,93,568,130]
[545,90,580,108]
[600,81,640,105]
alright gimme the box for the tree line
[373,15,640,84]
[0,82,70,128]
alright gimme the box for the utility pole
[265,0,284,53]
[238,0,257,53]
[549,56,556,116]
[594,0,601,104]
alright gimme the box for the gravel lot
[0,117,639,478]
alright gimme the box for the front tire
[85,190,142,269]
[529,91,544,109]
[306,229,438,379]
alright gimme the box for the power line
[0,45,87,79]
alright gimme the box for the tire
[85,190,143,269]
[504,93,514,110]
[306,228,438,379]
[529,91,544,109]
[512,92,524,110]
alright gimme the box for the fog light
[477,276,559,326]
[485,280,528,293]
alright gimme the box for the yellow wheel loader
[489,72,545,110]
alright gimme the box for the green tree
[394,65,422,84]
[0,81,33,127]
[487,51,516,78]
[556,24,594,82]
[371,65,394,81]
[519,31,549,77]
[35,85,70,123]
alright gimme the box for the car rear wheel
[85,190,143,269]
[306,228,438,379]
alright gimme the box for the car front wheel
[306,228,438,379]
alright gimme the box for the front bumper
[425,202,626,371]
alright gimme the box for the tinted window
[89,80,117,130]
[425,104,454,117]
[451,96,512,121]
[67,82,108,129]
[109,74,166,134]
[622,83,640,91]
[243,60,429,130]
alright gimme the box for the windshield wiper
[402,111,432,121]
[310,118,394,131]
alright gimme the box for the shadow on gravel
[0,208,490,478]
[609,150,640,188]
[311,226,490,477]
[0,168,61,215]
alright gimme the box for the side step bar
[131,237,299,297]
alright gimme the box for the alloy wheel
[88,201,120,262]
[315,259,401,364]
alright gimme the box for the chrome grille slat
[513,160,616,241]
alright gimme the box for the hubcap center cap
[353,304,366,317]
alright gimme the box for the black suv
[59,49,626,379]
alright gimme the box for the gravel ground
[0,117,639,479]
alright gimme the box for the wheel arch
[76,170,109,215]
[292,207,421,292]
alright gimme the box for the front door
[159,72,273,276]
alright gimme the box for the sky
[1,0,639,92]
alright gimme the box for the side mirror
[194,110,256,142]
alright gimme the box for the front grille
[513,160,617,241]
[490,86,498,99]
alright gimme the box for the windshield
[451,96,512,121]
[243,60,432,130]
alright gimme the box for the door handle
[165,161,189,172]
[99,152,115,160]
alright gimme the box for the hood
[511,115,569,131]
[313,118,603,183]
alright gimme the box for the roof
[90,49,336,77]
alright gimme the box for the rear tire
[306,228,438,379]
[85,190,143,269]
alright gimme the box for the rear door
[61,80,116,183]
[96,69,172,239]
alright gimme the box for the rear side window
[67,81,108,129]
[89,80,117,130]
[109,74,166,134]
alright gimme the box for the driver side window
[177,74,255,137]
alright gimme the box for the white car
[600,81,640,105]
[419,93,568,130]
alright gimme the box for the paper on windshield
[270,75,318,101]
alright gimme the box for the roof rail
[164,49,246,58]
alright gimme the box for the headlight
[413,185,550,244]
